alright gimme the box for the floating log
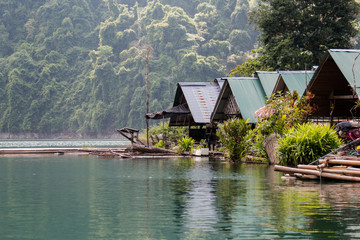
[347,167,360,171]
[108,149,132,158]
[319,159,360,166]
[275,165,323,175]
[328,165,350,169]
[298,165,318,170]
[298,165,360,176]
[119,153,131,158]
[318,162,327,169]
[281,174,296,180]
[298,165,351,170]
[325,155,360,161]
[320,168,360,176]
[132,143,175,154]
[98,152,118,157]
[297,163,327,170]
[274,165,360,182]
[294,173,319,180]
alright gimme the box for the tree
[229,49,272,76]
[244,0,360,71]
[0,0,258,136]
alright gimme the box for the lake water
[1,143,360,239]
[0,140,360,239]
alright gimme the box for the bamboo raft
[275,154,360,182]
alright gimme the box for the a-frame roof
[211,77,266,123]
[328,49,360,96]
[307,49,360,118]
[274,71,315,95]
[256,71,280,96]
[169,81,222,126]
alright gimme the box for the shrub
[245,127,267,159]
[146,121,188,143]
[247,91,316,161]
[196,139,208,149]
[154,140,165,148]
[216,118,251,162]
[277,123,343,166]
[257,91,316,136]
[177,136,195,154]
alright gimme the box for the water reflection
[275,180,360,239]
[182,160,217,238]
[1,156,360,239]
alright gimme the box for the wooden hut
[211,77,266,124]
[146,79,224,142]
[307,49,360,123]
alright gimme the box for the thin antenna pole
[352,53,360,98]
[145,47,151,146]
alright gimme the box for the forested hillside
[0,0,258,137]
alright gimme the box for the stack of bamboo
[275,154,360,182]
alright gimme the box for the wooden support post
[330,99,335,126]
[188,115,191,138]
[162,115,165,142]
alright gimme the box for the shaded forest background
[0,0,260,137]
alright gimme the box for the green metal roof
[256,71,280,96]
[278,71,315,95]
[228,77,266,123]
[329,49,360,96]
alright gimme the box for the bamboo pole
[325,155,360,161]
[347,167,360,171]
[294,173,319,180]
[274,165,360,181]
[298,165,360,176]
[319,159,360,166]
[298,165,318,170]
[320,168,360,176]
[298,165,351,170]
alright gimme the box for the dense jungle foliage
[231,0,360,76]
[0,0,259,136]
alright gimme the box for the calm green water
[0,155,360,239]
